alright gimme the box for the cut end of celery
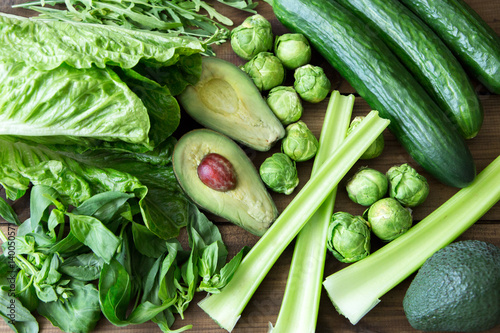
[198,294,241,332]
[323,275,380,325]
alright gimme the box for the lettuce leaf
[0,61,153,148]
[0,138,190,240]
[0,13,205,71]
[0,139,147,206]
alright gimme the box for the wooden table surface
[1,0,499,332]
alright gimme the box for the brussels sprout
[242,52,285,91]
[274,33,312,70]
[364,197,413,242]
[387,164,429,207]
[282,121,318,162]
[230,14,273,60]
[293,64,331,103]
[259,153,299,195]
[327,212,371,263]
[266,86,303,125]
[346,167,388,206]
[347,116,385,159]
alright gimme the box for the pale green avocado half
[177,57,285,152]
[172,129,278,236]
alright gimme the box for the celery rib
[198,110,390,332]
[323,155,500,325]
[269,91,354,333]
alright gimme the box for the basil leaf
[59,253,104,282]
[37,279,101,333]
[132,222,168,258]
[29,185,58,231]
[67,213,120,264]
[0,287,39,333]
[0,196,21,226]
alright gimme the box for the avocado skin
[403,240,500,332]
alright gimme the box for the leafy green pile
[0,10,246,333]
[14,0,258,56]
[0,179,246,332]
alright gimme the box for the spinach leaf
[37,279,101,333]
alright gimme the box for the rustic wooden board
[1,0,499,332]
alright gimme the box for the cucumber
[265,0,476,188]
[400,0,500,94]
[335,0,483,139]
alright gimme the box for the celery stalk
[269,91,354,333]
[323,155,500,325]
[198,110,390,332]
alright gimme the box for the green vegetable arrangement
[0,9,247,333]
[14,0,258,56]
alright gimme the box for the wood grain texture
[0,0,499,332]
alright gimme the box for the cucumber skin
[401,0,500,94]
[267,0,476,188]
[335,0,483,139]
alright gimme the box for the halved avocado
[172,129,278,236]
[177,57,285,152]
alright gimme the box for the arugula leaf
[37,279,101,333]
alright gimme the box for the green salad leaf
[0,13,205,71]
[0,62,152,148]
[37,279,101,333]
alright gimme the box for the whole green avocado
[403,240,500,332]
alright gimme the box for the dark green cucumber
[336,0,483,139]
[265,0,476,188]
[401,0,500,94]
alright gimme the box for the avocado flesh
[172,129,278,236]
[403,240,500,332]
[178,57,285,152]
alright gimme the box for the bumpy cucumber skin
[401,0,500,94]
[336,0,483,139]
[267,0,476,188]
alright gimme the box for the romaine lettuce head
[0,62,152,148]
[0,13,205,71]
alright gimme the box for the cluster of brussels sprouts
[327,164,430,263]
[230,14,332,196]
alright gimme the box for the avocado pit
[197,153,237,192]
